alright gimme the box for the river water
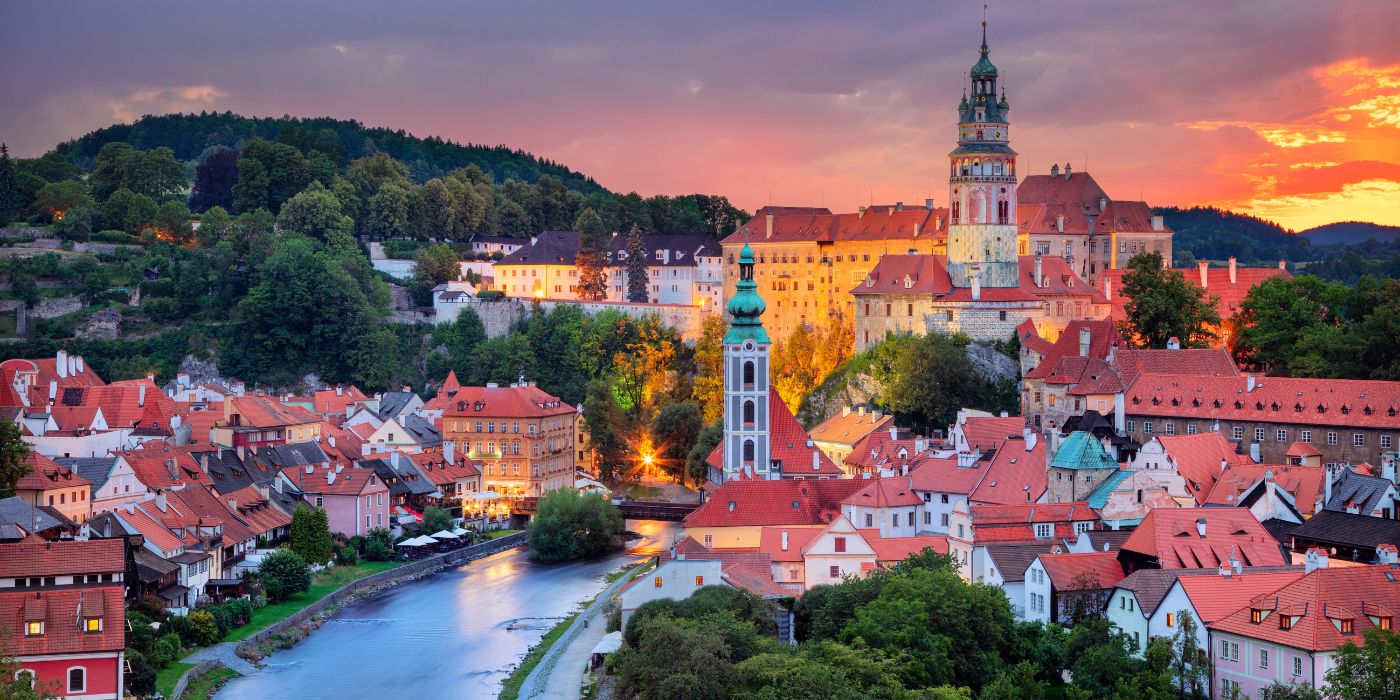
[214,520,680,699]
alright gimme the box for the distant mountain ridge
[49,112,606,193]
[1155,206,1309,265]
[1297,220,1400,246]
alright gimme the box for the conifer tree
[0,144,24,222]
[575,207,609,300]
[625,224,649,302]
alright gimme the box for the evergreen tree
[625,225,649,302]
[575,207,609,300]
[0,144,25,221]
[0,417,32,498]
[289,504,334,564]
[189,146,239,212]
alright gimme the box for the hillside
[50,112,605,193]
[1155,206,1310,265]
[1298,220,1400,246]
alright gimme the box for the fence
[233,532,527,655]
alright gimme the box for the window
[865,513,873,527]
[67,667,85,694]
[1292,657,1303,676]
[834,537,846,553]
[1075,521,1093,535]
[1301,430,1312,443]
[654,577,663,588]
[703,535,713,548]
[1165,421,1176,435]
[13,669,33,689]
[1340,618,1354,634]
[1232,426,1244,440]
[1034,523,1052,539]
[1221,679,1239,696]
[1277,429,1288,442]
[1260,649,1269,669]
[1186,423,1198,435]
[941,513,950,527]
[892,513,900,527]
[84,617,102,633]
[1255,428,1265,442]
[1144,421,1153,435]
[940,494,949,504]
[365,515,370,529]
[1126,420,1136,433]
[1354,433,1365,447]
[829,565,841,578]
[695,576,704,586]
[24,621,42,636]
[1167,613,1175,628]
[1327,432,1338,445]
[1383,435,1393,449]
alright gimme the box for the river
[214,520,680,699]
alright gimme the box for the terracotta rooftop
[14,453,89,492]
[1038,551,1125,590]
[1125,374,1400,430]
[1121,508,1286,569]
[807,409,892,447]
[684,479,867,528]
[843,477,923,508]
[442,383,575,419]
[1210,566,1400,652]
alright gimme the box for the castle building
[707,238,838,484]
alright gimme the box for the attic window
[1341,405,1351,415]
[1251,609,1270,624]
[1213,399,1222,408]
[1255,401,1264,410]
[1280,616,1294,630]
[1234,401,1244,409]
[728,501,736,512]
[791,501,800,509]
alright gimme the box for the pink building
[1207,550,1400,698]
[281,465,390,538]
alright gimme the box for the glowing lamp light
[533,289,544,299]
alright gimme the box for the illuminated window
[1167,613,1175,628]
[695,576,704,586]
[25,621,42,636]
[653,577,662,588]
[84,617,102,633]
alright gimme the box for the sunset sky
[3,1,1399,231]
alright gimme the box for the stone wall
[170,660,217,700]
[31,296,82,319]
[233,533,527,656]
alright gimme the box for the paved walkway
[183,641,258,675]
[517,562,648,699]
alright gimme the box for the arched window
[742,439,755,464]
[742,361,755,388]
[743,400,755,426]
[67,667,86,694]
[14,670,33,689]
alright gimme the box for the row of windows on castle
[1122,419,1392,450]
[445,419,568,434]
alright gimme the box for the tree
[189,146,239,212]
[652,401,703,486]
[583,379,630,481]
[196,205,232,248]
[232,138,312,214]
[366,181,412,238]
[258,549,311,603]
[615,615,738,700]
[0,418,31,500]
[67,256,108,306]
[345,152,412,227]
[186,609,220,646]
[32,180,92,222]
[413,243,459,287]
[421,506,455,534]
[100,188,158,235]
[1257,682,1323,700]
[88,142,185,202]
[417,178,457,239]
[526,488,623,561]
[289,504,334,565]
[276,184,355,248]
[881,332,984,429]
[1169,609,1211,699]
[772,318,853,414]
[686,420,723,486]
[1,643,60,699]
[690,315,727,423]
[152,200,194,245]
[1325,628,1400,699]
[574,207,610,300]
[979,661,1047,700]
[0,144,23,221]
[11,273,39,309]
[625,225,649,302]
[1118,251,1221,348]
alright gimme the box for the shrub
[164,614,193,645]
[124,649,157,696]
[259,549,312,602]
[348,535,367,553]
[337,545,360,566]
[364,539,393,562]
[142,296,182,323]
[187,609,221,646]
[527,489,624,562]
[151,632,182,667]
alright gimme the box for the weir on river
[214,520,679,699]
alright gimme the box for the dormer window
[1339,618,1354,634]
[1251,609,1270,624]
[25,621,43,636]
[84,616,102,633]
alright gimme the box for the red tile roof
[226,395,321,428]
[971,436,1048,505]
[851,254,1105,306]
[15,453,89,492]
[843,477,923,508]
[757,527,825,562]
[47,378,180,433]
[281,464,387,497]
[179,403,224,445]
[705,389,838,478]
[1121,508,1286,569]
[960,416,1026,452]
[221,485,293,536]
[313,386,371,416]
[1209,566,1400,651]
[1101,264,1290,323]
[1126,374,1400,430]
[1038,551,1125,589]
[167,484,256,545]
[1154,432,1250,503]
[808,410,893,447]
[442,384,575,419]
[859,532,950,562]
[1204,464,1324,515]
[0,536,124,578]
[0,355,105,409]
[1176,570,1306,624]
[844,427,928,475]
[684,479,867,528]
[1286,441,1322,458]
[407,451,481,486]
[120,447,211,490]
[972,502,1097,526]
[727,205,947,246]
[115,504,188,553]
[0,585,126,656]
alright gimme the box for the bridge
[507,497,698,522]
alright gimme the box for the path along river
[214,520,680,699]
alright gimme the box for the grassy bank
[180,664,240,700]
[223,560,404,642]
[498,612,579,700]
[155,661,194,698]
[484,529,523,540]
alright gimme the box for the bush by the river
[527,488,624,561]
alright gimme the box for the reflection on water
[215,520,679,700]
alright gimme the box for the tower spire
[981,3,989,55]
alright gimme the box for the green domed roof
[724,238,770,344]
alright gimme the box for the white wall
[619,559,725,629]
[1024,559,1052,623]
[1106,588,1149,655]
[24,430,127,459]
[1150,581,1207,653]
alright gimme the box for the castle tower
[946,18,1019,289]
[722,234,772,480]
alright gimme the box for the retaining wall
[233,533,527,655]
[170,660,216,700]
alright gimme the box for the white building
[617,558,725,630]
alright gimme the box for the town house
[440,380,577,497]
[280,464,390,539]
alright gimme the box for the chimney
[1024,428,1037,452]
[925,198,935,210]
[935,216,942,230]
[1228,257,1238,285]
[444,440,455,464]
[56,350,68,378]
[889,425,899,441]
[138,383,147,407]
[1114,392,1126,434]
[895,201,904,212]
[1196,261,1208,289]
[48,380,56,402]
[1056,214,1065,233]
[1050,164,1059,177]
[75,356,84,373]
[957,451,976,468]
[1166,337,1180,350]
[1079,327,1091,357]
[1384,454,1397,485]
[1103,276,1112,301]
[1064,163,1072,178]
[1378,544,1398,566]
[1034,253,1044,287]
[327,471,336,485]
[1246,375,1256,392]
[781,530,789,551]
[1249,442,1261,462]
[858,405,866,416]
[236,445,245,460]
[1151,215,1164,232]
[765,214,774,239]
[228,497,237,511]
[391,451,401,470]
[1324,464,1334,505]
[1195,517,1207,538]
[1219,562,1232,578]
[842,406,851,417]
[155,490,167,511]
[165,458,177,480]
[200,454,209,473]
[1278,259,1287,271]
[913,222,921,237]
[1305,548,1328,573]
[336,386,344,397]
[858,206,866,219]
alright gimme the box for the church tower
[946,18,1019,289]
[722,234,772,480]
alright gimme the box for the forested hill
[50,112,605,193]
[1299,220,1400,246]
[1156,206,1310,266]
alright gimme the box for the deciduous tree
[190,146,238,212]
[276,183,355,247]
[413,243,459,287]
[32,180,92,222]
[526,488,622,561]
[0,418,32,498]
[1325,628,1400,699]
[258,550,311,603]
[1118,251,1221,348]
